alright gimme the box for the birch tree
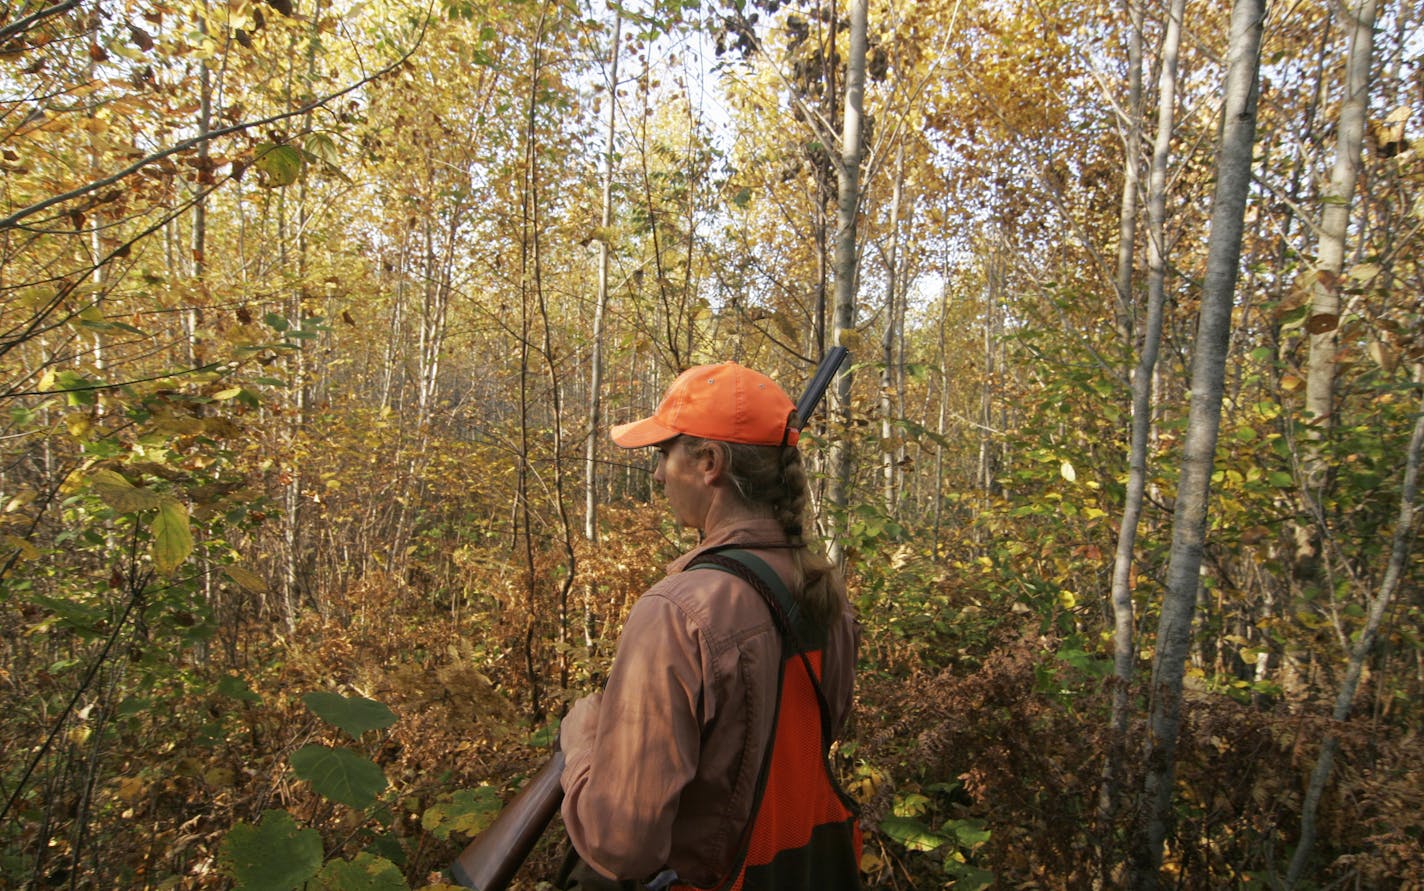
[1101,0,1186,842]
[1301,0,1379,491]
[826,0,868,566]
[1130,0,1265,882]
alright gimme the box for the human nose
[652,452,666,483]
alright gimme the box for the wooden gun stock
[449,751,566,891]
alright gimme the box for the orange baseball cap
[610,362,800,448]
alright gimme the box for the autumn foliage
[3,0,1424,888]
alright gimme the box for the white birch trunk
[1131,0,1264,882]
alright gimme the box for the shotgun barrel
[793,346,848,431]
[449,751,566,891]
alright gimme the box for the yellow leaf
[223,565,268,593]
[89,469,164,512]
[1059,590,1077,609]
[212,387,243,400]
[204,767,234,787]
[835,327,862,350]
[2,534,39,561]
[115,776,147,803]
[1060,461,1077,483]
[65,413,92,439]
[151,498,192,574]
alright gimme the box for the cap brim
[610,416,679,448]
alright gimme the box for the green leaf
[892,792,931,818]
[89,469,164,513]
[291,744,388,809]
[948,817,992,848]
[151,497,192,574]
[220,809,322,890]
[217,673,262,703]
[255,143,304,186]
[303,132,342,166]
[302,691,398,740]
[880,815,948,852]
[421,786,503,840]
[1268,471,1294,489]
[313,853,407,891]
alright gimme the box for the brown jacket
[560,518,857,887]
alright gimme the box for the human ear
[700,442,729,485]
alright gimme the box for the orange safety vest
[685,550,863,891]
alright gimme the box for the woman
[558,361,861,890]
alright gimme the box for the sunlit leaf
[151,498,192,574]
[313,853,406,891]
[224,565,269,593]
[880,815,948,852]
[89,469,164,513]
[255,143,304,186]
[421,786,503,840]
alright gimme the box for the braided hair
[681,436,845,628]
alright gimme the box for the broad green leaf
[256,143,304,186]
[948,817,992,847]
[313,853,407,891]
[151,498,192,574]
[302,691,398,739]
[880,815,948,853]
[291,744,388,809]
[220,808,322,890]
[89,469,163,513]
[421,786,503,840]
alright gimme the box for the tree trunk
[826,0,867,567]
[1100,0,1185,843]
[1111,0,1144,352]
[585,13,620,545]
[880,143,905,517]
[1130,0,1264,883]
[1287,370,1424,886]
[1302,0,1378,491]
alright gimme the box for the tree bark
[1111,0,1144,352]
[880,143,906,517]
[1286,368,1424,886]
[826,0,867,567]
[1101,0,1184,846]
[1130,0,1264,883]
[1302,0,1378,491]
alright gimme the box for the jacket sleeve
[560,591,709,880]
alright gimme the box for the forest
[1,0,1421,887]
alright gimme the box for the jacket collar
[667,517,789,574]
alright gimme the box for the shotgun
[448,348,850,891]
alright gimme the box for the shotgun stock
[449,751,565,891]
[447,350,849,888]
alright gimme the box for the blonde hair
[681,436,845,628]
